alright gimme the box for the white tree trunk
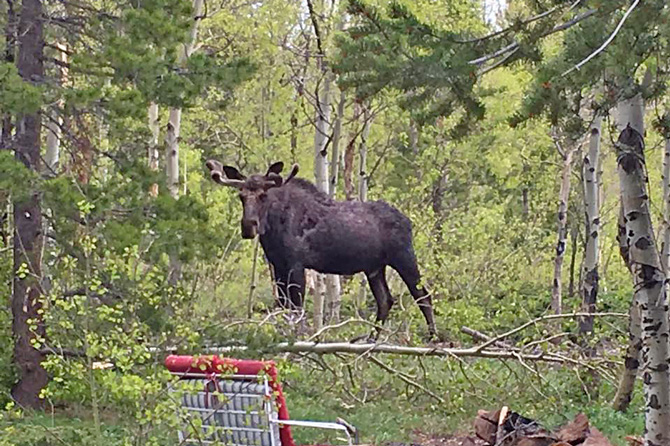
[312,63,332,330]
[45,43,67,175]
[165,0,204,199]
[616,125,670,445]
[409,119,419,155]
[148,102,160,197]
[313,70,332,193]
[165,108,181,199]
[616,71,650,135]
[612,76,649,410]
[551,143,575,315]
[324,89,346,322]
[344,102,362,201]
[329,90,345,197]
[661,133,670,274]
[579,115,602,334]
[613,297,641,411]
[356,106,372,314]
[165,0,204,285]
[358,106,371,202]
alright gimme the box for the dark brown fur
[206,160,437,338]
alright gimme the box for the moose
[205,159,437,340]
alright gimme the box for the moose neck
[259,178,331,238]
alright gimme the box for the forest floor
[411,430,484,446]
[4,384,641,446]
[2,347,645,446]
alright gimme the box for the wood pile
[474,408,613,446]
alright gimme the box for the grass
[0,354,645,446]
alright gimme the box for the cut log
[475,409,547,446]
[624,436,643,446]
[474,409,500,445]
[514,437,555,446]
[556,413,589,444]
[474,409,613,446]
[581,428,612,446]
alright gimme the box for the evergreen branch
[561,0,641,77]
[479,46,519,76]
[469,42,517,66]
[458,4,563,44]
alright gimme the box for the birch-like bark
[325,90,346,322]
[148,102,160,197]
[356,106,372,314]
[616,125,670,444]
[579,115,602,334]
[409,119,419,155]
[613,297,642,411]
[661,130,670,275]
[551,142,575,314]
[358,106,371,202]
[165,0,203,284]
[313,71,331,194]
[309,0,343,326]
[612,80,648,411]
[311,62,332,330]
[166,108,182,199]
[344,102,361,201]
[45,43,67,175]
[165,0,204,198]
[329,90,345,198]
[567,225,578,297]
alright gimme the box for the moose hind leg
[365,268,394,340]
[391,251,437,338]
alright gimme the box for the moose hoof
[349,332,377,344]
[424,330,449,345]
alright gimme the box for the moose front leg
[272,264,305,311]
[271,265,291,310]
[286,265,306,311]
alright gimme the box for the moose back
[206,160,436,338]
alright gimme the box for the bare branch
[469,9,597,67]
[306,0,324,58]
[474,312,627,352]
[562,0,641,77]
[368,356,445,404]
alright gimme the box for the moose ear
[222,165,246,181]
[205,159,223,173]
[265,172,283,188]
[284,163,299,184]
[265,161,284,177]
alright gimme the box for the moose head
[205,160,299,239]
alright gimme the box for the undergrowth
[0,355,644,446]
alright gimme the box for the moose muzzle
[241,219,258,239]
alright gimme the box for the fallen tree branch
[461,326,515,349]
[368,356,445,404]
[307,318,383,342]
[474,312,627,352]
[197,341,581,364]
